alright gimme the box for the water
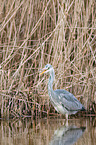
[0,117,96,145]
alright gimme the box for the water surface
[0,117,96,145]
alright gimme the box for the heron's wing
[54,89,83,111]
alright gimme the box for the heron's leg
[64,114,68,126]
[65,114,68,120]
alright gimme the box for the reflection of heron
[40,64,85,119]
[49,125,86,145]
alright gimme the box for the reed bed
[0,0,96,118]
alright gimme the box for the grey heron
[40,64,85,119]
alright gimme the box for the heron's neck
[48,69,54,92]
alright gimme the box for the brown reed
[0,0,95,118]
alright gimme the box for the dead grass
[0,0,96,118]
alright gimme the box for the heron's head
[40,64,53,75]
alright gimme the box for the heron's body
[40,64,85,119]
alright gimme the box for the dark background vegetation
[0,0,96,118]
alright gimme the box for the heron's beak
[40,69,46,75]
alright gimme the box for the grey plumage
[40,64,85,119]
